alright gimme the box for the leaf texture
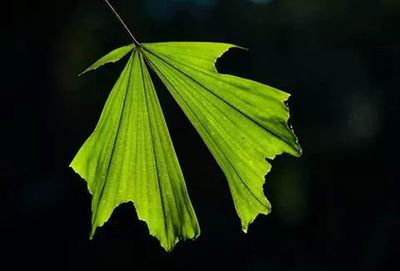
[142,42,301,231]
[71,42,301,250]
[80,44,135,76]
[71,50,200,251]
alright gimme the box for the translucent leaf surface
[71,50,199,251]
[142,42,301,231]
[71,42,301,250]
[80,44,135,76]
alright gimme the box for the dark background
[3,0,399,270]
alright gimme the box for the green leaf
[71,50,200,251]
[79,44,135,76]
[142,42,301,232]
[71,41,301,251]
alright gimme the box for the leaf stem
[103,0,141,46]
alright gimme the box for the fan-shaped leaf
[71,42,301,250]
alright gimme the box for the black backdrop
[3,0,399,270]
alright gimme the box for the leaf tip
[89,227,97,240]
[235,45,249,51]
[78,70,88,77]
[293,145,303,157]
[161,239,179,253]
[240,203,272,234]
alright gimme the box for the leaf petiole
[103,0,141,46]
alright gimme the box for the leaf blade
[80,44,135,76]
[142,42,301,231]
[143,42,242,72]
[71,49,200,251]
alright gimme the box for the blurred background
[2,0,399,270]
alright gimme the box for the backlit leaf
[71,49,199,251]
[71,42,301,251]
[142,42,301,231]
